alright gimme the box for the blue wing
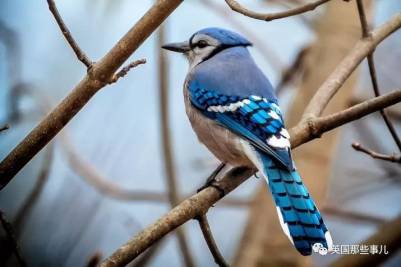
[188,85,334,255]
[188,85,294,171]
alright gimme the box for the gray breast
[183,83,252,167]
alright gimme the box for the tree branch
[0,211,26,267]
[0,0,184,190]
[349,94,401,121]
[86,251,102,267]
[46,0,92,68]
[351,142,401,164]
[290,89,401,148]
[108,59,147,84]
[302,12,401,119]
[60,132,248,207]
[157,21,196,267]
[356,0,401,152]
[100,166,255,267]
[128,239,166,267]
[261,0,314,27]
[0,124,9,132]
[196,214,229,267]
[224,0,331,21]
[200,0,284,70]
[101,88,401,267]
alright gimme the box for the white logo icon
[319,247,328,255]
[312,243,328,255]
[312,243,323,253]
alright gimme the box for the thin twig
[46,0,92,68]
[196,214,229,267]
[157,22,196,267]
[200,0,284,70]
[351,142,401,164]
[262,0,313,27]
[101,88,401,267]
[49,0,146,83]
[356,0,370,38]
[349,94,401,121]
[109,59,147,84]
[351,119,400,176]
[356,0,401,152]
[224,0,331,21]
[0,124,10,132]
[0,211,26,267]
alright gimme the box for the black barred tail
[259,152,332,256]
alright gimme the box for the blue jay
[162,27,332,256]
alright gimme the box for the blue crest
[191,27,252,47]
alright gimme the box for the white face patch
[186,34,220,69]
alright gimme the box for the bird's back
[187,46,277,102]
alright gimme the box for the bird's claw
[196,177,216,193]
[197,163,226,193]
[197,179,226,198]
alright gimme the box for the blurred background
[1,0,401,266]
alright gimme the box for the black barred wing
[190,87,293,170]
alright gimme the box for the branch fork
[196,214,229,267]
[305,116,322,139]
[352,142,401,164]
[47,0,146,84]
[109,59,147,84]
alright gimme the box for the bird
[162,27,332,256]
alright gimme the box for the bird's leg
[197,162,226,194]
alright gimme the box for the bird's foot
[197,180,226,199]
[197,162,226,197]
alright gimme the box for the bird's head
[162,27,252,68]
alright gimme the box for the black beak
[162,41,190,53]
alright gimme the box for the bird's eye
[196,40,208,48]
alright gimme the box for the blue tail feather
[258,151,332,256]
